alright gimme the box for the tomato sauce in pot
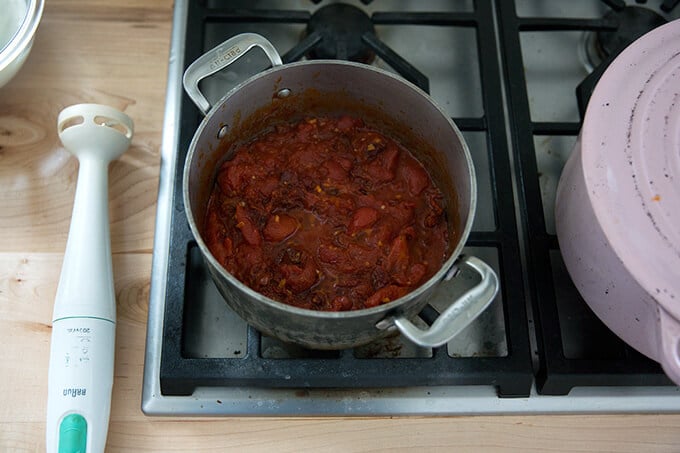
[204,115,449,311]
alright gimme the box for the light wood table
[1,1,679,451]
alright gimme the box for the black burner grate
[495,0,675,395]
[159,0,533,398]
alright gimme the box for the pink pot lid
[581,19,680,319]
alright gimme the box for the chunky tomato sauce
[204,115,449,311]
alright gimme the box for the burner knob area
[305,3,376,63]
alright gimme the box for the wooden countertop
[1,1,679,451]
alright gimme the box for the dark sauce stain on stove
[295,389,310,398]
[354,334,404,358]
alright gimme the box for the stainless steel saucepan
[182,33,499,350]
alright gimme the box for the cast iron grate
[159,0,533,398]
[495,0,675,395]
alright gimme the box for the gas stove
[142,0,680,415]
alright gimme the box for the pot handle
[183,33,283,116]
[378,255,499,348]
[657,307,680,386]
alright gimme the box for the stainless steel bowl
[0,0,44,88]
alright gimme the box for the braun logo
[63,387,87,398]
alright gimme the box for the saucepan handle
[183,33,283,116]
[658,307,680,386]
[379,255,499,348]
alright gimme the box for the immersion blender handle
[52,104,133,320]
[46,105,133,453]
[53,156,115,320]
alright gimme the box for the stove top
[142,0,680,415]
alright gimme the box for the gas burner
[577,5,668,114]
[305,3,376,63]
[582,6,667,71]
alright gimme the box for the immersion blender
[46,104,133,453]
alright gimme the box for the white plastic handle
[46,318,115,453]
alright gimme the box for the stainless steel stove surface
[142,0,680,415]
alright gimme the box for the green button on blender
[59,413,87,453]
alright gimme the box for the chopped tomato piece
[263,214,298,242]
[330,296,353,311]
[280,258,318,293]
[348,207,379,233]
[336,115,361,131]
[387,234,410,274]
[401,158,430,195]
[258,175,280,197]
[234,204,261,246]
[318,244,354,273]
[357,145,400,183]
[323,159,350,182]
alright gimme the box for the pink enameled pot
[556,19,680,384]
